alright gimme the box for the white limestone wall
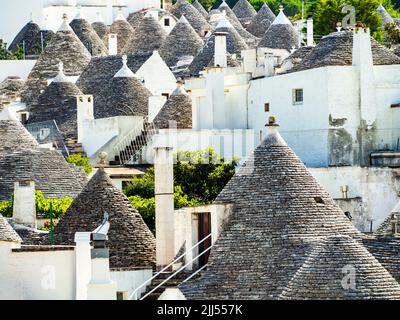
[82,116,143,158]
[0,60,36,82]
[111,269,153,300]
[310,166,400,232]
[373,65,400,150]
[248,67,331,167]
[0,247,76,300]
[136,51,177,96]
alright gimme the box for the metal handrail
[128,233,212,300]
[140,246,213,300]
[181,263,208,284]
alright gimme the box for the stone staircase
[65,138,86,156]
[110,121,157,166]
[140,271,201,300]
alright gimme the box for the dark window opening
[314,197,325,204]
[164,18,170,26]
[162,93,169,99]
[293,88,304,105]
[264,103,270,112]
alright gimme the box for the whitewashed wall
[137,51,177,96]
[248,67,331,167]
[310,166,400,232]
[0,243,76,300]
[111,269,153,300]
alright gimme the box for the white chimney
[148,95,167,123]
[154,146,175,267]
[307,17,314,46]
[108,33,118,56]
[242,49,257,74]
[76,95,94,144]
[13,180,36,229]
[214,32,227,68]
[74,232,92,300]
[86,214,117,300]
[264,52,275,77]
[352,27,376,127]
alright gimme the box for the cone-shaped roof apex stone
[54,167,156,269]
[115,10,127,22]
[280,235,400,300]
[180,118,362,299]
[52,62,70,83]
[216,15,234,29]
[114,55,136,78]
[58,13,73,32]
[272,6,292,25]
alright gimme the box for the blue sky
[0,0,47,44]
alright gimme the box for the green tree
[66,153,93,175]
[124,148,238,232]
[385,22,400,47]
[0,191,73,220]
[311,0,391,40]
[0,40,17,60]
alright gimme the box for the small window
[116,292,124,300]
[164,18,170,26]
[162,93,169,99]
[293,88,304,105]
[20,113,28,123]
[264,103,270,112]
[314,197,325,204]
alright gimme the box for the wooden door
[198,212,211,268]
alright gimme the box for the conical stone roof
[127,11,145,29]
[218,1,259,47]
[171,0,211,34]
[77,52,152,101]
[94,55,152,119]
[122,14,167,55]
[159,16,204,67]
[290,31,400,73]
[0,214,22,243]
[232,0,256,26]
[107,13,134,54]
[0,77,25,101]
[189,17,248,76]
[70,13,108,56]
[153,80,192,129]
[28,63,83,139]
[377,4,394,25]
[247,3,276,37]
[280,235,400,300]
[92,20,109,45]
[180,123,361,299]
[192,0,209,19]
[8,21,41,55]
[258,8,299,51]
[27,15,91,81]
[0,118,86,201]
[54,168,156,269]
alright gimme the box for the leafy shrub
[0,191,73,219]
[66,153,93,175]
